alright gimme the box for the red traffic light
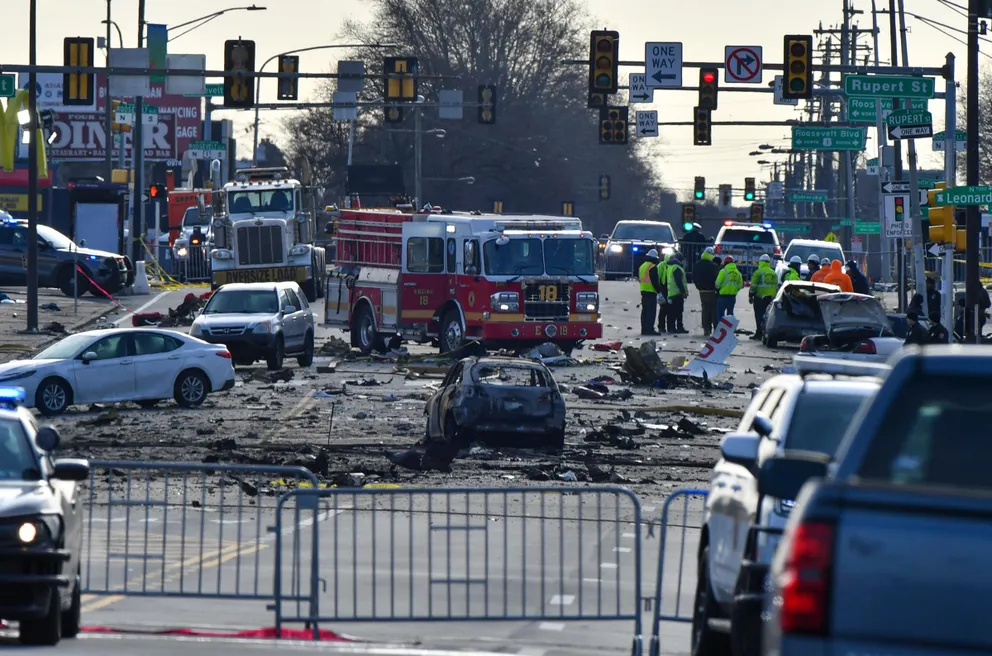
[702,72,716,84]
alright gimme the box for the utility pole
[966,0,981,342]
[841,2,857,242]
[944,52,957,339]
[133,0,146,268]
[104,0,113,181]
[27,0,38,332]
[889,0,906,311]
[897,0,929,320]
[871,0,892,285]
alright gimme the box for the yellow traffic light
[589,31,619,95]
[744,177,756,201]
[599,175,611,200]
[783,34,813,100]
[693,107,711,146]
[599,107,628,145]
[63,37,95,105]
[277,55,299,101]
[478,85,496,124]
[750,203,764,222]
[384,57,418,101]
[562,201,574,217]
[927,188,954,243]
[493,200,503,214]
[223,39,256,109]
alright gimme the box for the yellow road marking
[280,389,315,420]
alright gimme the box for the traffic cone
[131,261,151,296]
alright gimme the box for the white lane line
[538,622,566,631]
[600,562,618,569]
[112,290,172,326]
[622,532,637,539]
[517,648,548,656]
[548,594,574,606]
[582,577,602,583]
[643,506,656,512]
[613,547,631,553]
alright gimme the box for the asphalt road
[39,281,786,655]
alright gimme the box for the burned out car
[762,281,841,348]
[798,292,905,362]
[425,356,566,450]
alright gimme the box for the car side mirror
[35,426,61,452]
[53,458,90,481]
[283,305,297,314]
[81,351,97,364]
[757,452,829,501]
[752,413,774,437]
[719,432,760,468]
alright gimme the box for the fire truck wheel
[353,305,385,354]
[439,311,465,354]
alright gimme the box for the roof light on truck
[724,220,734,226]
[762,222,773,229]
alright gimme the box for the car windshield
[544,239,595,276]
[0,419,38,481]
[37,224,75,250]
[786,244,844,263]
[182,206,212,227]
[720,228,777,245]
[483,238,595,276]
[612,223,675,242]
[227,189,294,214]
[205,289,279,314]
[33,333,96,360]
[784,389,874,455]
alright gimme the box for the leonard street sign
[932,186,992,206]
[635,110,658,137]
[791,126,866,151]
[628,74,651,104]
[843,75,936,99]
[645,42,683,88]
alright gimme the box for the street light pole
[132,0,146,269]
[966,0,981,342]
[27,0,38,332]
[103,0,114,182]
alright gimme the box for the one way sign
[628,74,651,104]
[636,110,659,137]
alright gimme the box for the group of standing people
[637,249,690,335]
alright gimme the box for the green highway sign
[788,191,828,203]
[780,223,811,234]
[917,178,940,190]
[792,126,866,151]
[844,75,936,99]
[932,130,966,152]
[831,224,844,231]
[848,97,927,123]
[839,219,853,226]
[186,83,224,98]
[0,74,15,98]
[885,109,932,128]
[932,186,992,206]
[855,221,881,235]
[188,140,227,159]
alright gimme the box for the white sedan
[0,328,236,415]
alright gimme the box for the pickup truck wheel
[692,546,731,656]
[61,567,82,638]
[439,311,464,354]
[19,588,61,645]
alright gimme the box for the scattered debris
[132,292,212,327]
[317,337,353,358]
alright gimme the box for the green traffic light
[694,191,703,199]
[682,221,694,231]
[745,192,754,201]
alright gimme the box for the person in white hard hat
[783,255,802,281]
[805,253,821,281]
[637,249,663,336]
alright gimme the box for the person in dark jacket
[846,260,871,295]
[907,293,925,317]
[925,276,942,323]
[693,246,719,335]
[904,312,930,346]
[804,254,821,281]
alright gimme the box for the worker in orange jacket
[823,259,853,292]
[810,258,831,283]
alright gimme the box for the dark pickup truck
[761,345,992,656]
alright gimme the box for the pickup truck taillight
[853,341,876,354]
[780,521,834,635]
[713,244,722,254]
[799,337,810,352]
[774,245,782,255]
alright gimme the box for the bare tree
[283,0,664,234]
[956,67,992,185]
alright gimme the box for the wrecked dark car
[424,356,566,450]
[762,281,841,347]
[797,292,905,362]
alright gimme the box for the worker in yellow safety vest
[637,249,663,336]
[749,254,779,341]
[715,255,744,318]
[657,252,674,333]
[663,253,689,334]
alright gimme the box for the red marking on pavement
[81,625,351,640]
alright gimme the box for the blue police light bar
[0,387,27,406]
[632,246,640,252]
[762,222,773,229]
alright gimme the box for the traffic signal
[149,184,166,201]
[478,85,496,124]
[277,55,299,101]
[588,91,607,109]
[110,100,131,133]
[599,175,611,200]
[750,203,764,222]
[384,107,403,123]
[63,37,95,105]
[693,107,712,146]
[589,30,619,95]
[893,195,906,222]
[927,189,966,249]
[681,203,696,231]
[744,177,755,201]
[598,107,628,145]
[694,176,705,200]
[223,39,256,108]
[698,67,718,110]
[562,201,574,217]
[384,57,418,101]
[493,200,503,214]
[783,34,813,100]
[719,184,732,207]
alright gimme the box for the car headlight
[576,291,599,312]
[609,244,623,254]
[190,322,203,337]
[289,244,309,256]
[17,515,59,545]
[211,249,233,260]
[489,292,519,313]
[251,321,272,334]
[174,242,189,258]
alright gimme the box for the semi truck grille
[236,226,284,265]
[524,283,570,320]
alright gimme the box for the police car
[0,388,89,645]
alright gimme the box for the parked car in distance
[190,282,316,370]
[0,388,89,645]
[0,328,235,415]
[424,356,566,451]
[797,292,903,361]
[602,220,679,280]
[762,281,841,348]
[776,238,846,282]
[0,213,133,298]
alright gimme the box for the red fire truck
[324,206,603,354]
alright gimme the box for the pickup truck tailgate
[830,485,992,650]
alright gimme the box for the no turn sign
[724,46,763,84]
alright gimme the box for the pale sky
[0,0,980,198]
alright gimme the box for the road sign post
[628,73,650,103]
[724,46,763,84]
[644,42,683,88]
[635,110,658,137]
[791,126,866,151]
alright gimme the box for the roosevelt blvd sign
[843,75,936,99]
[791,126,866,151]
[848,97,927,123]
[932,186,992,206]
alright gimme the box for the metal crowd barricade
[677,241,708,281]
[175,244,212,282]
[82,460,319,602]
[648,489,709,656]
[271,486,645,655]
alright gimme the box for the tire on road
[174,369,209,407]
[297,331,315,367]
[61,566,82,639]
[35,377,72,416]
[19,587,62,645]
[439,310,465,354]
[266,336,285,370]
[58,265,89,298]
[691,546,732,656]
[352,304,384,355]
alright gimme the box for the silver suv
[189,282,315,369]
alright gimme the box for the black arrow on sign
[632,93,650,101]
